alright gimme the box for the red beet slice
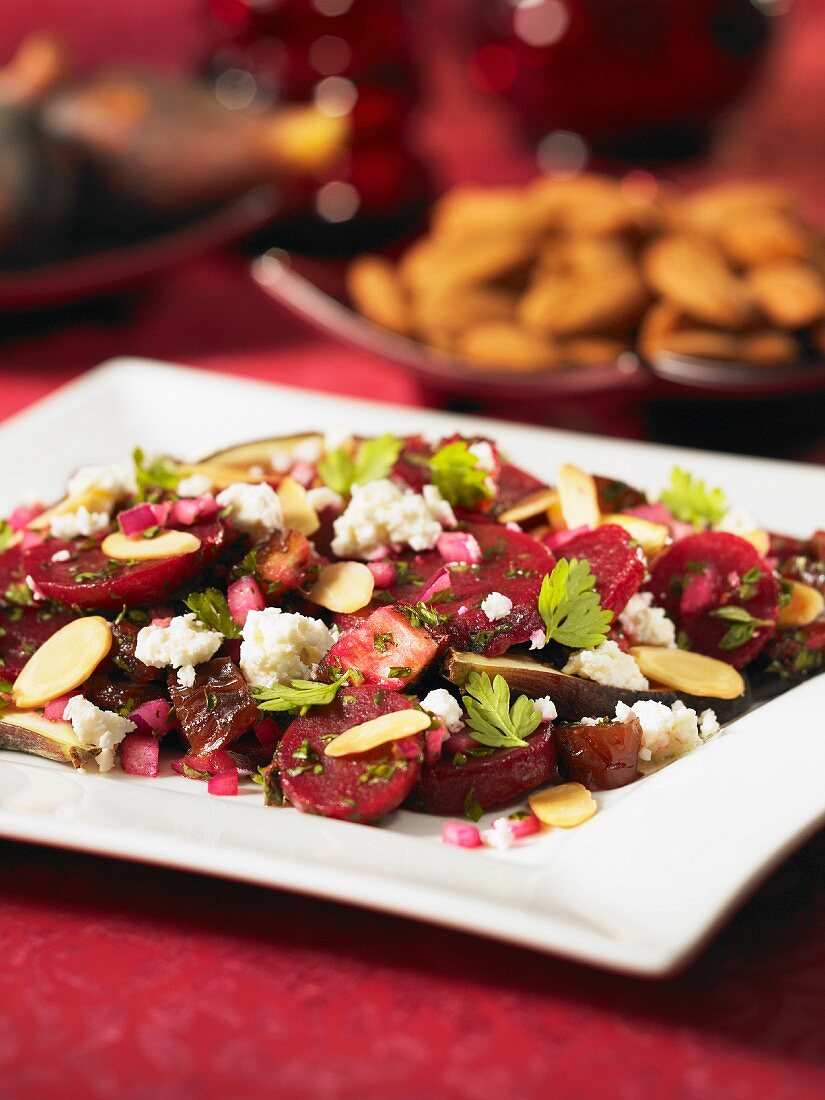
[0,545,25,605]
[648,531,780,668]
[323,606,441,688]
[556,524,646,617]
[22,520,225,610]
[411,725,557,815]
[764,620,825,681]
[0,604,75,678]
[255,529,313,596]
[491,463,549,519]
[391,435,434,494]
[277,684,423,823]
[168,656,259,755]
[554,717,642,790]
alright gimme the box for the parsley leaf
[0,521,15,553]
[184,587,240,639]
[537,558,612,649]
[250,671,354,714]
[710,604,773,650]
[317,434,401,495]
[428,440,492,509]
[133,447,180,501]
[464,787,483,822]
[462,671,541,750]
[660,466,727,528]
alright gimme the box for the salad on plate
[0,430,822,850]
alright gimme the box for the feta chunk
[306,486,344,513]
[481,591,513,622]
[563,640,649,691]
[270,451,293,474]
[50,506,110,541]
[51,549,71,563]
[66,463,137,509]
[482,820,515,850]
[715,506,759,537]
[292,438,324,464]
[216,482,283,538]
[420,688,464,733]
[62,696,136,772]
[331,478,450,559]
[135,613,223,689]
[618,592,676,648]
[422,484,457,528]
[176,473,213,498]
[529,628,546,651]
[615,698,719,763]
[533,696,557,723]
[240,607,336,688]
[468,441,496,472]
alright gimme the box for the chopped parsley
[660,466,727,528]
[4,581,33,607]
[0,521,15,553]
[428,440,492,509]
[317,434,401,495]
[399,602,450,630]
[733,566,763,602]
[373,632,394,653]
[462,670,541,750]
[251,671,354,715]
[710,605,773,650]
[463,788,484,822]
[387,666,411,679]
[537,558,612,649]
[133,447,180,501]
[184,588,240,639]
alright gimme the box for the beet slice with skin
[323,605,441,689]
[554,717,642,790]
[0,604,75,678]
[0,545,25,605]
[277,684,423,823]
[411,725,557,815]
[648,531,780,668]
[556,524,646,617]
[23,520,225,610]
[255,529,314,596]
[168,656,259,755]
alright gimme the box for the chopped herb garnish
[387,666,411,679]
[464,787,483,822]
[393,561,423,586]
[4,581,33,607]
[399,601,450,630]
[710,604,773,650]
[733,566,763,602]
[505,566,535,579]
[317,434,401,495]
[373,631,394,653]
[462,670,541,750]
[133,447,180,501]
[204,691,218,713]
[184,588,240,639]
[0,521,15,553]
[778,576,794,609]
[676,630,692,650]
[537,558,612,649]
[232,549,259,581]
[428,440,492,509]
[358,760,404,785]
[142,525,161,540]
[251,764,284,806]
[660,466,727,528]
[250,671,354,715]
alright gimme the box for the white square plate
[0,358,822,977]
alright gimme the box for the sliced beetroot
[168,656,259,755]
[390,435,434,494]
[648,531,780,668]
[491,463,549,519]
[254,528,314,596]
[411,726,557,815]
[0,545,25,605]
[556,524,646,617]
[22,520,225,610]
[323,605,441,688]
[0,604,75,678]
[763,620,825,681]
[277,684,423,823]
[554,717,641,790]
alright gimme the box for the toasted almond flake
[28,488,107,531]
[529,783,597,828]
[740,529,770,556]
[324,709,431,757]
[778,579,824,628]
[556,464,600,530]
[101,530,200,561]
[629,645,745,699]
[308,561,375,614]
[12,616,112,709]
[497,488,560,525]
[600,513,668,556]
[277,476,320,536]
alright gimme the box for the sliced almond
[600,513,668,556]
[778,580,825,628]
[29,488,108,531]
[529,783,597,828]
[740,529,770,557]
[308,561,375,614]
[556,463,600,530]
[629,646,745,700]
[324,709,431,757]
[277,476,320,536]
[101,530,200,561]
[497,487,559,525]
[13,616,112,709]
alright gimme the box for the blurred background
[1,0,824,459]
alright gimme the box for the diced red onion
[9,503,44,531]
[425,724,447,765]
[227,575,266,628]
[173,750,236,778]
[121,733,160,777]
[44,691,81,721]
[128,697,174,737]
[170,494,219,526]
[624,503,673,525]
[442,821,483,849]
[253,718,280,748]
[21,531,45,550]
[492,812,541,840]
[418,565,451,602]
[542,524,591,551]
[367,560,397,588]
[437,531,482,565]
[289,462,315,488]
[152,616,172,628]
[208,768,239,796]
[395,737,422,760]
[118,502,166,536]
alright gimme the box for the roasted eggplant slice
[200,433,324,470]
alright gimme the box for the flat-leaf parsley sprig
[317,434,401,495]
[428,440,492,509]
[184,588,240,639]
[660,466,727,529]
[462,670,542,750]
[251,670,354,715]
[537,558,612,649]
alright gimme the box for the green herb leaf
[250,670,354,714]
[184,587,240,639]
[317,434,401,495]
[387,665,411,679]
[0,521,15,553]
[316,448,353,495]
[537,558,612,649]
[710,604,773,650]
[133,447,180,502]
[398,602,450,630]
[464,787,483,822]
[660,466,727,528]
[4,581,34,608]
[428,440,492,509]
[733,566,763,602]
[251,764,284,806]
[462,670,541,750]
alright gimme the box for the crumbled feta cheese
[51,549,71,563]
[699,709,720,740]
[533,696,557,723]
[482,820,515,849]
[420,688,464,733]
[135,613,223,689]
[50,506,110,540]
[331,478,449,559]
[422,484,457,528]
[615,698,718,763]
[579,717,600,726]
[176,473,213,498]
[563,640,649,691]
[25,575,45,602]
[481,591,512,622]
[306,486,344,513]
[529,628,546,650]
[715,506,759,537]
[216,482,283,538]
[292,438,324,464]
[62,696,136,772]
[240,607,336,688]
[639,746,652,762]
[66,463,136,509]
[618,592,676,648]
[270,451,293,474]
[468,441,496,472]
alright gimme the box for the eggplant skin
[443,650,751,725]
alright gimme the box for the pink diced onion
[172,750,235,778]
[128,697,174,737]
[227,575,266,628]
[442,821,483,849]
[437,531,482,565]
[425,724,447,765]
[152,616,172,628]
[118,502,171,537]
[367,560,397,588]
[492,812,541,840]
[9,503,44,531]
[21,531,45,550]
[253,718,280,748]
[623,503,673,525]
[121,733,160,777]
[170,494,219,526]
[395,737,422,760]
[208,768,239,796]
[44,692,81,721]
[542,525,590,552]
[289,462,315,487]
[418,565,451,603]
